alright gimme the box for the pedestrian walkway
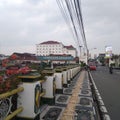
[40,70,98,120]
[60,71,85,120]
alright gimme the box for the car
[89,65,96,70]
[88,62,97,71]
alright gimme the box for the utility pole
[79,45,82,64]
[79,46,82,57]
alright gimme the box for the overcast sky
[0,0,120,56]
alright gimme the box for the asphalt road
[91,66,120,120]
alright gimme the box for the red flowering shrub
[0,76,21,94]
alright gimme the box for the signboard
[105,46,112,58]
[37,56,74,61]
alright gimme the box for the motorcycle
[109,66,113,74]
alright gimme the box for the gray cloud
[82,0,120,55]
[0,0,120,56]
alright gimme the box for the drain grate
[42,108,62,120]
[80,98,90,105]
[81,84,91,90]
[81,90,89,94]
[56,95,68,102]
[75,105,93,111]
[69,84,75,88]
[55,95,70,107]
[75,110,91,120]
[77,97,93,108]
[79,89,92,97]
[63,88,72,94]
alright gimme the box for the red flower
[5,81,11,89]
[0,76,21,94]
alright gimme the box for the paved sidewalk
[40,71,97,120]
[60,71,85,120]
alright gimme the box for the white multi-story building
[63,45,77,57]
[36,41,77,57]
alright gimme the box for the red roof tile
[64,45,75,49]
[40,41,60,44]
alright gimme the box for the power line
[56,0,80,48]
[56,0,88,52]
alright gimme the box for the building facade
[36,41,77,57]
